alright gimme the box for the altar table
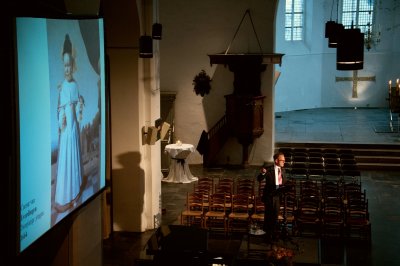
[162,143,198,183]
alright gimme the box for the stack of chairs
[343,182,371,241]
[296,192,322,237]
[290,150,309,181]
[340,151,361,184]
[296,180,322,236]
[278,183,298,236]
[321,180,345,238]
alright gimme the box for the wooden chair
[308,152,324,161]
[278,147,293,157]
[214,181,233,213]
[278,192,298,236]
[215,178,234,195]
[236,178,255,195]
[250,195,265,230]
[342,167,361,184]
[257,179,266,197]
[204,192,228,234]
[324,161,342,182]
[339,152,355,160]
[345,197,371,241]
[291,166,308,181]
[236,178,255,208]
[296,195,322,237]
[300,180,320,199]
[343,182,363,201]
[227,194,251,234]
[194,176,214,194]
[292,154,308,164]
[322,180,342,199]
[181,192,204,227]
[321,196,345,238]
[308,163,325,181]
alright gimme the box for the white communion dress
[55,79,84,208]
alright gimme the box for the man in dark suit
[257,152,287,242]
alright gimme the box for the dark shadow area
[111,151,145,231]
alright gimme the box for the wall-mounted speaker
[152,23,162,40]
[139,35,153,58]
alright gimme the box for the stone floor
[275,107,400,144]
[103,107,400,266]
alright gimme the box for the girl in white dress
[55,34,84,212]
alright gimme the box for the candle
[389,80,392,94]
[398,79,400,93]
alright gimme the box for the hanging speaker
[152,23,162,40]
[139,35,153,58]
[337,28,364,70]
[328,23,344,48]
[325,20,336,38]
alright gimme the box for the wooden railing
[197,116,230,167]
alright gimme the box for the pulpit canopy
[208,53,284,67]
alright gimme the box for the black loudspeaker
[328,22,344,48]
[148,225,209,266]
[337,28,364,70]
[64,0,101,15]
[152,23,162,40]
[160,225,208,252]
[325,20,336,38]
[139,35,153,58]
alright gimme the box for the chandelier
[364,0,380,51]
[364,22,380,51]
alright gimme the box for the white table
[162,143,198,183]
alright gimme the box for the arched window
[342,0,374,33]
[285,0,304,41]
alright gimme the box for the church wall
[105,0,161,233]
[275,0,399,112]
[160,0,279,166]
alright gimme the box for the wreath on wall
[193,70,212,97]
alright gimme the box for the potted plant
[193,70,212,96]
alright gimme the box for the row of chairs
[287,178,363,197]
[296,194,370,239]
[193,176,260,199]
[286,160,360,184]
[279,147,355,159]
[181,176,370,240]
[285,179,370,240]
[181,191,265,235]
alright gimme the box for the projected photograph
[47,19,103,224]
[17,17,106,252]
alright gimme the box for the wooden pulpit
[208,53,284,167]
